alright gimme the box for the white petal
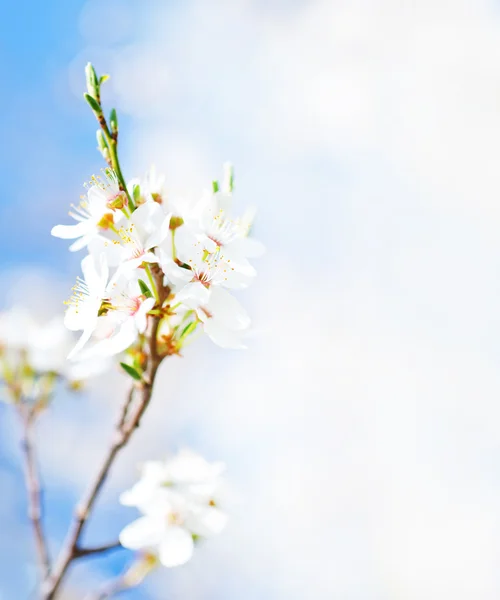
[69,234,93,252]
[51,222,89,240]
[158,526,194,567]
[176,282,210,307]
[185,506,228,537]
[135,298,155,334]
[67,327,94,360]
[146,212,172,249]
[119,516,165,550]
[208,287,251,330]
[203,319,246,349]
[89,319,137,357]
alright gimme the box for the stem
[17,405,51,581]
[171,229,176,261]
[42,275,171,599]
[145,263,160,303]
[88,103,134,211]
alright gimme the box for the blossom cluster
[52,164,263,364]
[119,450,227,567]
[0,307,107,406]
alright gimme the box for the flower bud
[85,62,99,99]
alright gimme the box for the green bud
[212,180,219,193]
[110,108,118,134]
[85,62,99,98]
[84,92,102,114]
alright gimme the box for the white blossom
[119,450,227,568]
[90,200,171,271]
[79,272,155,358]
[51,171,125,251]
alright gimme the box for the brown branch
[73,541,122,559]
[17,405,51,581]
[42,281,169,599]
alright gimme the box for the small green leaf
[180,321,197,340]
[84,92,102,114]
[99,74,110,85]
[212,180,219,193]
[120,362,142,381]
[138,279,153,299]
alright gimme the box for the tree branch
[17,405,51,581]
[42,281,169,599]
[74,542,122,559]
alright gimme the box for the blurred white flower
[119,450,227,567]
[51,171,125,251]
[0,307,110,395]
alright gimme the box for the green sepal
[138,279,153,299]
[120,362,143,381]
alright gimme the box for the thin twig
[84,573,126,600]
[42,280,169,599]
[17,405,51,581]
[74,542,122,559]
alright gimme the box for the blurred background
[2,0,500,597]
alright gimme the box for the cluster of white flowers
[119,450,227,567]
[52,163,263,362]
[0,307,108,405]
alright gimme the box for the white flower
[90,201,171,271]
[51,171,125,251]
[64,254,109,359]
[0,308,110,382]
[171,248,252,349]
[80,272,155,358]
[178,163,264,274]
[119,450,227,568]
